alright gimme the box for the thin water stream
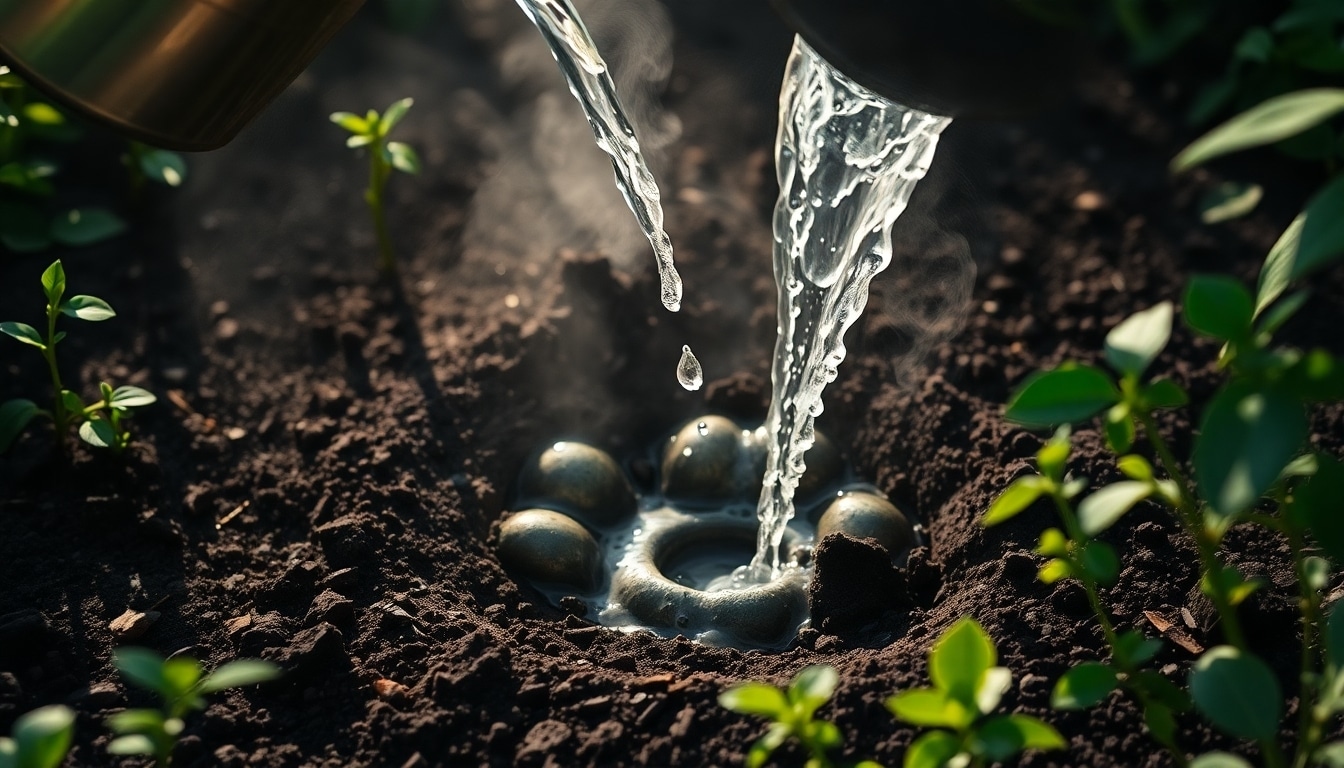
[747,37,951,579]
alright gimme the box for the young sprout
[719,665,880,768]
[329,97,421,272]
[108,648,280,767]
[0,705,75,768]
[0,259,156,453]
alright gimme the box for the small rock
[1072,190,1105,211]
[516,442,636,527]
[265,623,346,679]
[109,609,160,641]
[814,492,914,557]
[224,615,252,635]
[215,318,240,341]
[497,509,604,592]
[306,590,355,626]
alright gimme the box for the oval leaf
[0,321,44,348]
[379,97,414,135]
[1052,663,1118,710]
[1189,646,1282,741]
[113,648,169,695]
[930,618,996,703]
[138,149,186,187]
[1185,275,1253,341]
[719,683,786,717]
[1172,88,1344,171]
[0,398,39,452]
[983,476,1046,527]
[1298,454,1344,563]
[1199,181,1262,224]
[1191,752,1254,768]
[61,295,115,321]
[789,665,838,715]
[1194,382,1308,518]
[904,730,962,768]
[50,207,126,246]
[387,141,421,175]
[329,111,369,134]
[1006,366,1120,427]
[1105,302,1173,377]
[886,688,971,729]
[1078,481,1152,536]
[79,418,116,448]
[198,659,280,694]
[1294,174,1344,285]
[110,386,156,409]
[13,705,74,768]
[40,260,64,305]
[1256,214,1306,317]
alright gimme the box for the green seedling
[0,259,156,454]
[0,66,126,253]
[329,97,421,272]
[887,618,1065,768]
[719,665,877,768]
[108,648,280,767]
[123,141,187,192]
[0,705,75,768]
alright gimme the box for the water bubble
[696,421,709,437]
[677,345,703,391]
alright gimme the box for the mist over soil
[2,1,1342,766]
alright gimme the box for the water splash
[514,0,683,313]
[749,37,951,578]
[677,345,703,391]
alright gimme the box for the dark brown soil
[2,2,1341,767]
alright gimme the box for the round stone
[815,492,914,557]
[796,430,844,501]
[497,509,604,592]
[661,416,752,501]
[516,442,635,527]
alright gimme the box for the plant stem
[42,301,66,450]
[1286,516,1325,768]
[368,147,395,273]
[1136,412,1250,652]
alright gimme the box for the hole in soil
[657,533,755,591]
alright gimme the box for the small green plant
[718,620,1063,768]
[886,618,1065,768]
[0,705,74,768]
[123,141,187,193]
[0,66,127,253]
[329,97,421,272]
[983,87,1344,767]
[108,648,280,767]
[0,259,156,454]
[719,665,878,768]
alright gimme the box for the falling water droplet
[677,345,703,391]
[696,421,709,437]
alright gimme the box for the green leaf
[40,260,64,305]
[329,111,369,134]
[807,719,841,749]
[1233,26,1273,62]
[1114,631,1162,667]
[380,98,414,135]
[1295,174,1344,284]
[1298,454,1344,563]
[109,386,156,409]
[1104,403,1134,454]
[1256,214,1306,317]
[1035,528,1069,558]
[903,731,962,768]
[346,134,374,149]
[747,723,790,768]
[114,649,168,695]
[0,200,53,252]
[1189,646,1282,741]
[12,705,74,768]
[137,148,186,187]
[1038,558,1074,584]
[1314,742,1344,768]
[1080,540,1119,584]
[1143,379,1189,409]
[886,688,972,729]
[1184,276,1253,341]
[983,476,1046,526]
[974,714,1066,760]
[1199,181,1262,224]
[78,419,116,448]
[59,390,82,418]
[975,667,1012,715]
[929,618,995,703]
[50,207,126,247]
[1171,88,1344,171]
[1329,603,1344,669]
[1037,426,1072,479]
[1304,556,1330,591]
[60,295,115,321]
[1006,366,1120,427]
[1051,663,1117,710]
[1130,670,1191,711]
[720,682,787,717]
[0,322,44,348]
[208,660,283,701]
[161,656,204,700]
[1105,302,1173,377]
[387,141,421,175]
[1202,565,1264,607]
[1256,291,1310,338]
[106,734,156,756]
[1078,481,1151,536]
[1144,701,1178,745]
[0,399,39,452]
[1117,455,1153,482]
[1194,382,1308,519]
[788,665,838,717]
[1282,350,1344,401]
[107,708,165,735]
[1190,752,1254,768]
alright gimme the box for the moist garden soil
[2,1,1342,766]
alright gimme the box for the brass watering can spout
[0,0,367,151]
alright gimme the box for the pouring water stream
[518,1,950,586]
